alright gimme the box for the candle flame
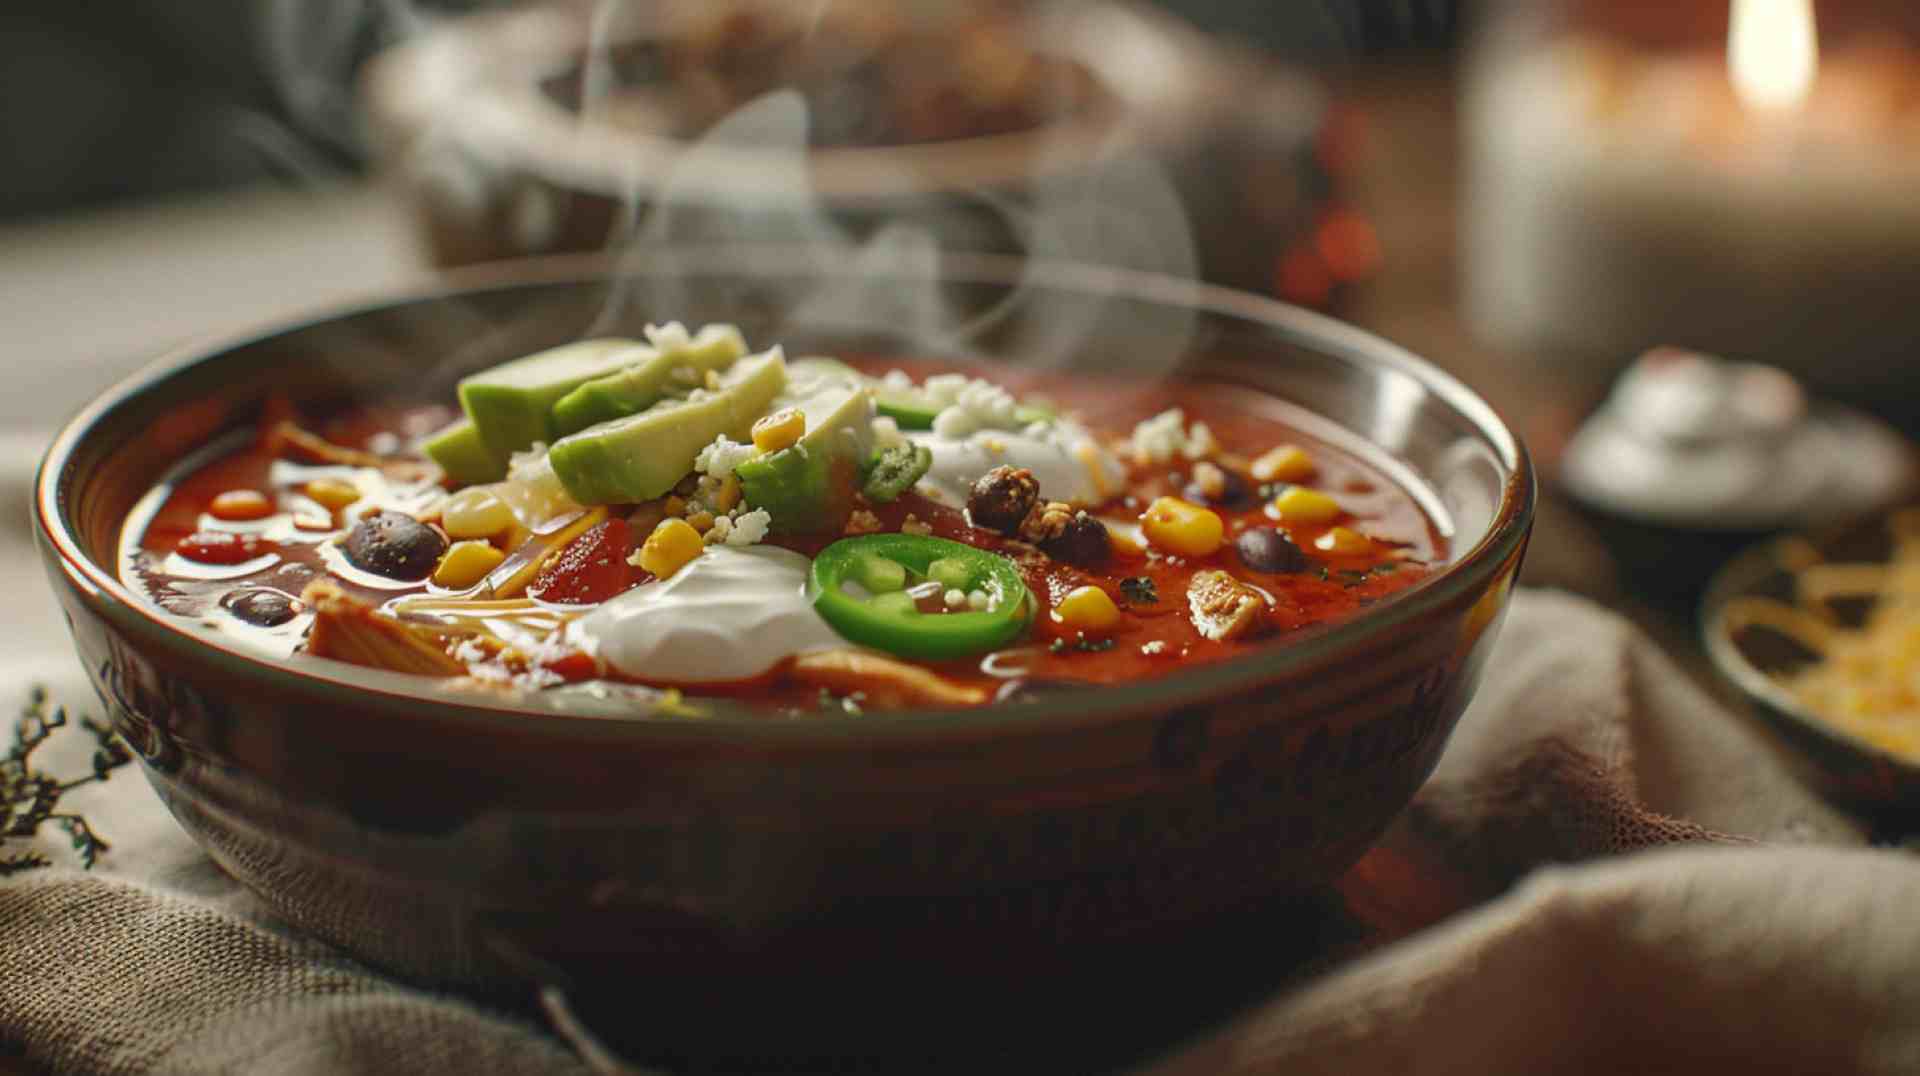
[1729,0,1819,113]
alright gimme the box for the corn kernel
[305,478,361,512]
[440,487,514,539]
[210,489,273,521]
[1315,526,1372,556]
[685,510,716,533]
[1251,445,1317,483]
[1054,585,1122,635]
[1272,486,1341,525]
[1140,496,1225,558]
[752,408,806,454]
[663,495,689,518]
[711,474,742,513]
[638,518,705,579]
[432,540,506,589]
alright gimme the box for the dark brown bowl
[36,250,1530,1064]
[1703,509,1920,816]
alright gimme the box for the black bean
[221,588,303,627]
[1236,527,1309,574]
[1184,462,1251,508]
[342,511,447,581]
[967,465,1040,535]
[1040,511,1111,566]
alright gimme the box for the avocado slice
[550,325,748,437]
[547,350,789,505]
[735,384,877,534]
[457,338,648,461]
[421,417,506,486]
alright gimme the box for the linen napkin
[0,588,1895,1075]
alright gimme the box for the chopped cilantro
[1050,634,1116,654]
[1119,576,1159,605]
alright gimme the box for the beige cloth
[1,589,1903,1074]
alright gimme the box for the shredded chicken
[1187,569,1270,642]
[263,420,436,482]
[302,580,466,676]
[791,650,989,708]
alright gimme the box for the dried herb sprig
[1,685,133,875]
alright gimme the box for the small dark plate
[1702,508,1920,815]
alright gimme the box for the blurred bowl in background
[1704,507,1920,816]
[360,0,1364,306]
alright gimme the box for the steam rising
[273,0,1208,387]
[587,1,1202,380]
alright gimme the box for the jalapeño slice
[808,534,1034,661]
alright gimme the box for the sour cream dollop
[911,422,1125,508]
[565,546,844,684]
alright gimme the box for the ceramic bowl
[358,0,1343,301]
[36,250,1530,1059]
[1703,509,1920,814]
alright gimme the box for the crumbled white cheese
[922,373,971,406]
[1183,422,1218,460]
[932,406,980,439]
[644,321,748,361]
[507,442,549,475]
[1130,408,1217,465]
[931,380,1021,440]
[871,415,907,449]
[724,508,771,546]
[465,662,513,684]
[881,369,916,392]
[702,516,732,546]
[695,435,757,477]
[644,321,693,352]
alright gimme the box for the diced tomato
[175,530,269,565]
[540,651,600,681]
[529,518,639,605]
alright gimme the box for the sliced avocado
[550,325,749,437]
[548,350,789,505]
[458,338,647,461]
[735,385,877,534]
[421,417,506,486]
[786,357,936,428]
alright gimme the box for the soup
[122,324,1444,713]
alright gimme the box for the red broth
[122,360,1445,712]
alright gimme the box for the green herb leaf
[1119,576,1159,605]
[2,685,132,874]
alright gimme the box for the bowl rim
[37,248,1534,745]
[1700,514,1920,779]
